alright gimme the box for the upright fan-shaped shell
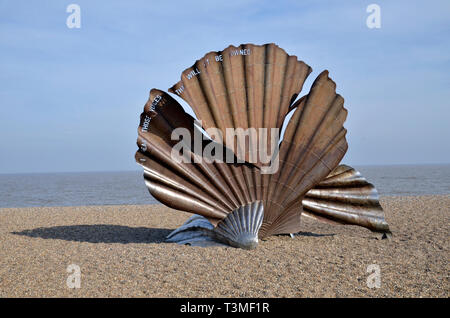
[169,43,312,166]
[135,43,391,248]
[136,89,255,225]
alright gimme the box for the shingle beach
[0,195,448,297]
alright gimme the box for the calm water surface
[0,165,448,208]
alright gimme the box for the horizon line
[1,162,450,175]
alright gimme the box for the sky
[0,0,449,173]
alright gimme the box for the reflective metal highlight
[135,43,392,248]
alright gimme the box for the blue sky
[0,0,449,173]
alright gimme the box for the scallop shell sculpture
[136,43,391,249]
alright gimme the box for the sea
[0,165,449,208]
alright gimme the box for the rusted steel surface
[258,70,348,238]
[135,43,391,248]
[169,43,312,167]
[302,165,391,235]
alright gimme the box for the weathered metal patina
[135,43,391,249]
